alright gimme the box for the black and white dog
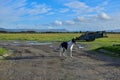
[60,38,77,57]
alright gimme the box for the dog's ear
[75,37,79,40]
[72,38,76,43]
[73,37,77,40]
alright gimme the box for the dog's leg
[63,48,67,57]
[70,50,73,57]
[70,46,73,57]
[60,47,63,56]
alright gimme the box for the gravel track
[0,41,120,80]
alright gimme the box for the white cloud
[64,1,92,14]
[0,0,120,31]
[98,12,111,20]
[0,0,52,23]
[59,8,69,13]
[48,26,53,29]
[73,12,110,22]
[46,12,55,15]
[64,20,75,25]
[46,12,111,27]
[65,1,88,9]
[39,12,120,31]
[51,0,92,15]
[28,4,51,15]
[64,0,109,14]
[54,20,63,26]
[76,16,85,21]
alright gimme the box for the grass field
[83,34,120,49]
[0,48,8,56]
[0,33,80,42]
[0,33,119,56]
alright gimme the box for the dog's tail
[56,44,62,50]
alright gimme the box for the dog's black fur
[60,38,76,50]
[61,42,68,49]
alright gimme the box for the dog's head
[72,37,79,43]
[72,38,76,43]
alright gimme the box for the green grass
[101,46,120,57]
[0,33,80,42]
[102,46,120,53]
[95,46,120,57]
[0,33,119,57]
[84,33,120,57]
[0,48,8,55]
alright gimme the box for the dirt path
[0,41,120,80]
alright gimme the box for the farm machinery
[77,31,107,41]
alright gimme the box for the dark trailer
[77,31,107,41]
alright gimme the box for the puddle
[11,44,21,46]
[78,44,85,49]
[25,41,52,45]
[13,41,20,44]
[10,41,52,46]
[78,46,84,49]
[49,45,54,48]
[26,41,52,45]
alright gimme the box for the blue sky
[0,0,120,31]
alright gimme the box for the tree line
[0,30,119,34]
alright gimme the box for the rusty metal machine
[77,31,107,41]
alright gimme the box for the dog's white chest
[70,44,74,50]
[68,41,74,50]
